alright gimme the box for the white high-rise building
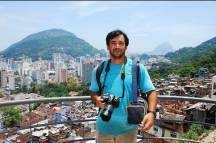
[81,60,95,83]
[53,53,65,70]
[0,69,15,90]
[20,60,31,76]
[7,70,15,90]
[0,70,7,88]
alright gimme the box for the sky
[0,1,216,54]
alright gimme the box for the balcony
[0,95,215,143]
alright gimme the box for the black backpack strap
[96,61,105,95]
[132,59,139,103]
[136,61,148,101]
[136,60,140,88]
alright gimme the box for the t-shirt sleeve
[139,64,155,93]
[89,67,99,92]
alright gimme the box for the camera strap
[101,57,127,99]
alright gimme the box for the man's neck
[110,56,125,64]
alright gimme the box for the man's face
[107,34,127,59]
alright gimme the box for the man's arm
[142,90,158,131]
[147,90,158,113]
[138,64,158,131]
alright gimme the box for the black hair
[106,30,129,46]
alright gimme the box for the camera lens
[100,94,119,121]
[112,98,120,107]
[100,105,113,121]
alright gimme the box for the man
[90,30,157,143]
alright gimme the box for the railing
[0,95,215,143]
[1,95,215,107]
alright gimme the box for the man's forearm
[147,91,158,112]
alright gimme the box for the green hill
[1,29,103,61]
[165,36,216,64]
[150,36,216,78]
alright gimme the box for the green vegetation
[166,36,216,64]
[0,92,4,98]
[30,83,41,94]
[65,77,90,95]
[181,124,207,142]
[150,46,216,78]
[27,76,90,97]
[1,29,103,61]
[40,82,69,97]
[151,36,216,78]
[66,77,79,91]
[149,62,175,78]
[11,75,90,97]
[77,82,90,96]
[29,102,41,111]
[2,106,22,127]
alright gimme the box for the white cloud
[0,6,4,10]
[0,11,49,25]
[72,1,97,7]
[126,10,162,38]
[0,17,7,29]
[0,12,53,51]
[57,1,111,18]
[75,6,109,17]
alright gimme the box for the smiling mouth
[113,51,122,55]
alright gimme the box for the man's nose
[114,43,122,48]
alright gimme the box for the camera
[100,94,120,121]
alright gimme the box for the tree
[78,82,90,96]
[176,64,197,77]
[2,106,22,127]
[66,77,79,91]
[30,83,40,94]
[40,82,69,97]
[30,102,41,110]
[21,85,28,93]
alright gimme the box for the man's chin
[111,54,124,59]
[110,52,125,59]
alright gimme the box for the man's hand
[141,112,155,132]
[94,96,105,108]
[141,90,157,132]
[91,93,105,108]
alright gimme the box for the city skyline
[0,1,216,54]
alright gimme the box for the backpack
[96,60,141,96]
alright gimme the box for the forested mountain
[1,29,103,61]
[165,36,216,64]
[150,36,216,78]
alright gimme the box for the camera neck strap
[101,57,127,99]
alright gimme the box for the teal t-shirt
[90,58,155,136]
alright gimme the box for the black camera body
[100,94,119,121]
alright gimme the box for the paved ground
[200,129,216,143]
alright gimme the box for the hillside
[148,42,174,55]
[165,36,216,64]
[1,29,103,61]
[150,36,216,78]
